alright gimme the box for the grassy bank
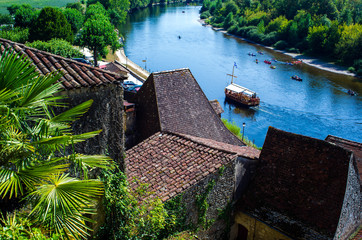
[0,0,76,14]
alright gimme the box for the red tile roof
[136,68,244,146]
[0,38,126,90]
[126,131,259,201]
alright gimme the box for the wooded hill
[200,0,362,76]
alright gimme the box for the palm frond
[29,174,103,239]
[0,48,39,91]
[51,100,93,123]
[34,130,102,146]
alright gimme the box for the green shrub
[286,47,300,53]
[273,40,289,50]
[0,13,13,25]
[227,25,238,34]
[0,27,29,43]
[262,31,278,45]
[200,11,211,19]
[26,38,82,58]
[247,28,265,43]
[348,66,355,72]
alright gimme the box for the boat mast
[227,64,237,84]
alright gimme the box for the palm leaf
[51,100,93,123]
[0,48,39,91]
[34,130,102,146]
[29,174,103,239]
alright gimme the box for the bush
[26,39,82,58]
[273,40,289,50]
[262,31,278,45]
[0,27,29,43]
[237,26,257,37]
[0,13,14,25]
[348,66,355,72]
[227,25,238,34]
[247,28,265,43]
[200,11,211,19]
[286,48,300,53]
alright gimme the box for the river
[119,4,362,147]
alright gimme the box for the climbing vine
[195,179,216,229]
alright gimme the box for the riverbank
[199,19,356,77]
[114,49,150,80]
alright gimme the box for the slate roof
[209,99,224,115]
[126,131,259,202]
[0,38,126,90]
[325,135,362,182]
[136,68,244,146]
[238,127,354,238]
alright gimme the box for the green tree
[29,7,73,43]
[7,4,33,15]
[66,2,85,13]
[63,8,84,34]
[0,48,114,239]
[76,3,121,67]
[335,23,362,64]
[0,13,14,25]
[14,6,37,28]
[307,24,329,53]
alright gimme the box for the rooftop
[0,38,126,90]
[136,68,244,146]
[239,127,354,238]
[325,135,362,182]
[126,131,259,201]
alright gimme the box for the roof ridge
[152,68,190,75]
[0,38,121,79]
[163,131,259,159]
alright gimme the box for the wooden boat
[225,64,260,107]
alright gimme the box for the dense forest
[200,0,362,76]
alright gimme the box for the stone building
[0,38,127,167]
[231,127,361,240]
[133,68,244,146]
[126,131,260,239]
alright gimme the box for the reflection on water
[119,4,362,147]
[223,99,258,119]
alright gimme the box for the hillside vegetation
[201,0,362,76]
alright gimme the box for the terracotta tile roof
[325,135,362,182]
[239,127,354,238]
[136,68,244,146]
[350,228,362,240]
[126,131,258,202]
[209,99,224,115]
[0,38,126,90]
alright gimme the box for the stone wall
[179,162,236,239]
[230,212,292,240]
[59,84,124,169]
[334,156,362,240]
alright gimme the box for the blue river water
[119,4,362,147]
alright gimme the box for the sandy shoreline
[199,19,356,77]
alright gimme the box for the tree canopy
[76,3,121,66]
[29,7,73,43]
